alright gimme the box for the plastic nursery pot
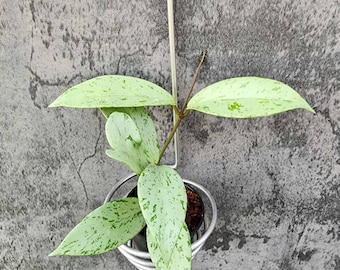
[104,173,217,270]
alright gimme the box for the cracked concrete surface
[1,0,339,269]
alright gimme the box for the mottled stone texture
[0,0,339,269]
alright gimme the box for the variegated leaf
[101,107,159,164]
[138,164,187,266]
[49,75,175,108]
[49,198,145,256]
[187,77,315,118]
[147,223,191,270]
[105,112,149,174]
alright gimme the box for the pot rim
[104,173,217,260]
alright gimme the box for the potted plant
[48,49,315,269]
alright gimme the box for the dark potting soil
[185,187,204,233]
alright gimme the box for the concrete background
[1,0,339,269]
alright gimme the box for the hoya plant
[48,53,314,269]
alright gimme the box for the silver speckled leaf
[187,77,315,118]
[49,198,145,256]
[49,75,175,108]
[147,223,191,270]
[138,164,187,266]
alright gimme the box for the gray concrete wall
[1,0,339,269]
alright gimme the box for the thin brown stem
[157,108,183,165]
[157,51,207,164]
[180,51,207,114]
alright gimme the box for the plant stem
[180,51,207,114]
[157,51,207,165]
[157,109,183,165]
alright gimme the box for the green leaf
[187,77,315,118]
[49,75,176,108]
[102,107,159,164]
[49,198,145,256]
[105,111,152,174]
[138,164,187,266]
[147,223,191,270]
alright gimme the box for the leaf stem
[157,51,207,164]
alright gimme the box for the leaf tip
[307,106,316,114]
[300,100,316,114]
[48,249,58,257]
